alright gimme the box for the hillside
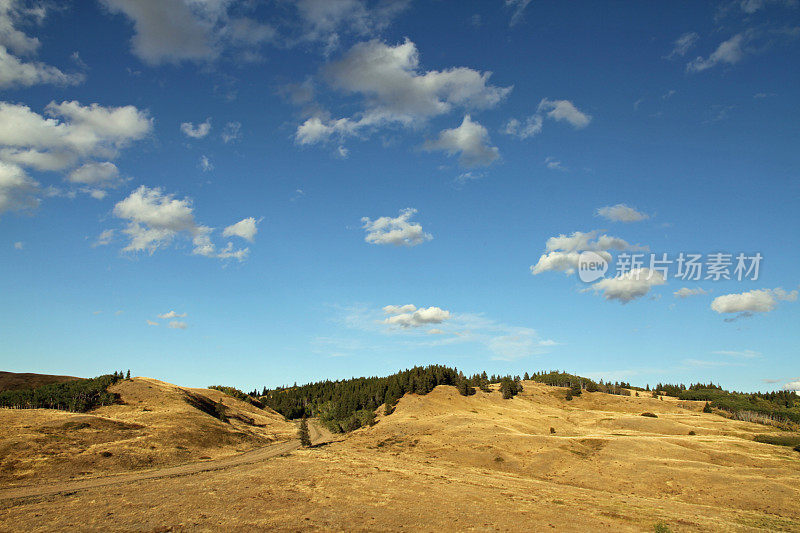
[0,371,81,392]
[1,379,798,531]
[0,377,296,487]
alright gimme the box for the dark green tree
[299,416,311,447]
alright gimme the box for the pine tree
[126,369,130,380]
[299,416,311,447]
[703,401,712,413]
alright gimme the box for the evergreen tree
[703,402,712,413]
[299,416,311,447]
[126,369,130,380]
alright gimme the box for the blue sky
[1,0,798,392]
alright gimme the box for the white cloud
[158,310,186,319]
[13,240,22,249]
[596,204,649,223]
[687,33,745,72]
[423,115,499,167]
[296,38,511,145]
[199,155,213,172]
[293,0,410,51]
[0,2,83,88]
[537,98,592,129]
[223,217,259,242]
[0,101,151,207]
[0,45,83,88]
[667,32,699,59]
[711,287,798,314]
[383,304,451,328]
[66,161,122,189]
[530,229,648,276]
[0,101,151,168]
[112,185,249,260]
[674,287,710,298]
[361,207,432,246]
[587,268,666,303]
[99,0,276,66]
[502,115,542,139]
[544,157,565,171]
[221,121,241,143]
[146,319,158,326]
[94,229,115,247]
[503,98,590,140]
[168,320,188,329]
[505,0,533,26]
[180,118,211,138]
[0,160,38,215]
[531,250,612,276]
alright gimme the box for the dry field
[1,379,799,532]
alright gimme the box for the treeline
[524,371,633,396]
[652,384,800,425]
[0,371,129,412]
[262,365,466,433]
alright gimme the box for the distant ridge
[0,371,82,393]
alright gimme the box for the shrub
[565,391,573,401]
[688,430,696,435]
[641,412,658,418]
[549,427,556,434]
[795,444,800,453]
[653,522,673,533]
[703,401,712,413]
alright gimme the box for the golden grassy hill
[0,371,81,392]
[0,377,295,487]
[1,379,799,531]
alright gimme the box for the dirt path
[0,418,339,503]
[307,418,338,445]
[0,439,301,502]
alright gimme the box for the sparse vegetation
[0,373,122,412]
[641,412,658,418]
[653,522,673,533]
[753,434,800,448]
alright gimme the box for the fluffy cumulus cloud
[99,0,276,65]
[587,268,666,303]
[596,204,649,223]
[361,207,432,246]
[0,1,84,88]
[223,216,259,242]
[674,287,710,298]
[0,100,151,209]
[180,118,211,138]
[530,230,647,275]
[382,304,451,328]
[711,287,798,314]
[503,98,591,140]
[0,159,38,215]
[110,185,251,261]
[295,38,511,145]
[423,115,499,167]
[687,33,745,72]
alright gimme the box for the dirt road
[0,419,335,502]
[0,439,300,502]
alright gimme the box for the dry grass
[0,377,295,487]
[1,380,799,532]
